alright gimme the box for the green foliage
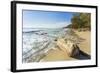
[68,13,91,30]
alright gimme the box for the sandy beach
[76,31,91,55]
[40,30,91,62]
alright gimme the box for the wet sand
[40,30,91,62]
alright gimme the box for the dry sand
[75,31,91,55]
[41,30,91,62]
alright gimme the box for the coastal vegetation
[65,13,91,31]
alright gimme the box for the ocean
[22,28,68,63]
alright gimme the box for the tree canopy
[67,13,91,30]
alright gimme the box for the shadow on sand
[69,44,91,60]
[71,49,91,60]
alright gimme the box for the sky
[23,10,74,28]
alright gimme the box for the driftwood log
[56,38,80,57]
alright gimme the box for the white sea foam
[22,28,67,62]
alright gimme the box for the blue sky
[23,10,74,28]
